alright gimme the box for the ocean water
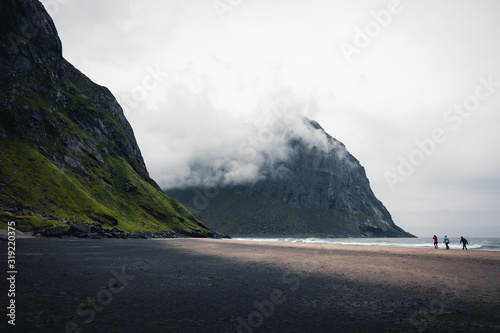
[232,237,500,252]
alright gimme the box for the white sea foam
[231,237,500,251]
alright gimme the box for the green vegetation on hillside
[0,65,209,236]
[0,0,213,236]
[0,139,207,233]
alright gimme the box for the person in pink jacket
[432,235,438,249]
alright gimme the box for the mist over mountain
[144,92,325,190]
[166,118,414,237]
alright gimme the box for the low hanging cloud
[123,80,338,190]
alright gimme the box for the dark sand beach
[1,237,500,332]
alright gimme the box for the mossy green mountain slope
[0,0,210,235]
[0,139,207,234]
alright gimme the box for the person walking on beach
[460,236,468,250]
[443,235,450,249]
[433,235,438,249]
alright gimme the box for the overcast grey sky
[40,0,500,237]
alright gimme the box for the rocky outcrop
[0,0,61,79]
[37,224,229,239]
[0,0,213,236]
[167,120,414,237]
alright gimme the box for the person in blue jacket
[443,235,450,249]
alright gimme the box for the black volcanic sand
[1,237,500,332]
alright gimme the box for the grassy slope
[0,65,209,234]
[0,139,207,233]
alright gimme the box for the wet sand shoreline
[1,237,499,332]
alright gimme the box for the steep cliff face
[0,0,152,186]
[167,120,414,237]
[0,0,211,235]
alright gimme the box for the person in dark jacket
[460,236,468,250]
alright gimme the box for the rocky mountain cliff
[167,119,414,237]
[0,0,212,236]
